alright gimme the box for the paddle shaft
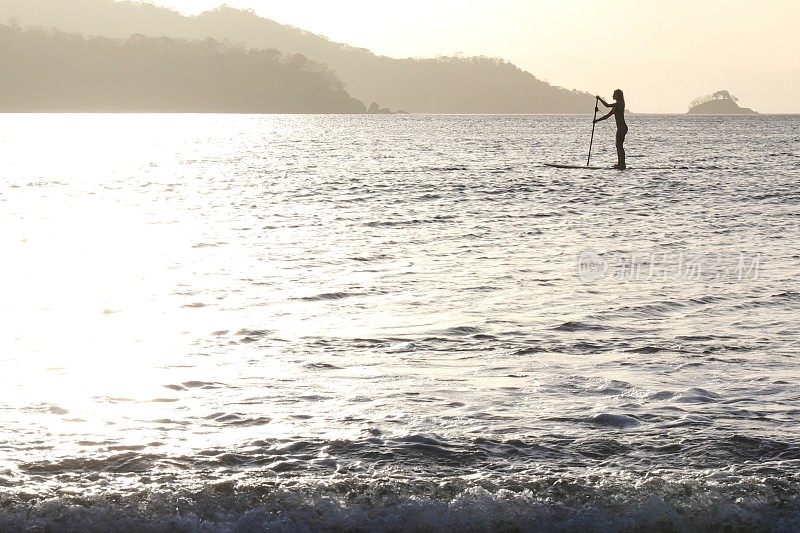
[587,98,599,167]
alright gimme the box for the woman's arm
[594,107,616,123]
[597,96,612,108]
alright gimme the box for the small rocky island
[688,90,757,114]
[367,102,408,114]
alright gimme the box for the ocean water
[0,114,799,532]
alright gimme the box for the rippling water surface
[1,114,799,531]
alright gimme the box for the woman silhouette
[594,89,627,170]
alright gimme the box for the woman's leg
[616,129,627,169]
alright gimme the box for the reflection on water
[0,114,799,530]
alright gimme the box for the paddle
[587,96,599,167]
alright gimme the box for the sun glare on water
[0,114,394,450]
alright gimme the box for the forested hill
[0,25,366,113]
[0,0,595,113]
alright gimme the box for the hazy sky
[148,0,799,112]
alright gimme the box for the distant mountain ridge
[0,0,596,113]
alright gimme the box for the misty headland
[0,25,366,113]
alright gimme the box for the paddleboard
[545,163,625,170]
[545,164,693,170]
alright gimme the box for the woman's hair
[613,89,624,100]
